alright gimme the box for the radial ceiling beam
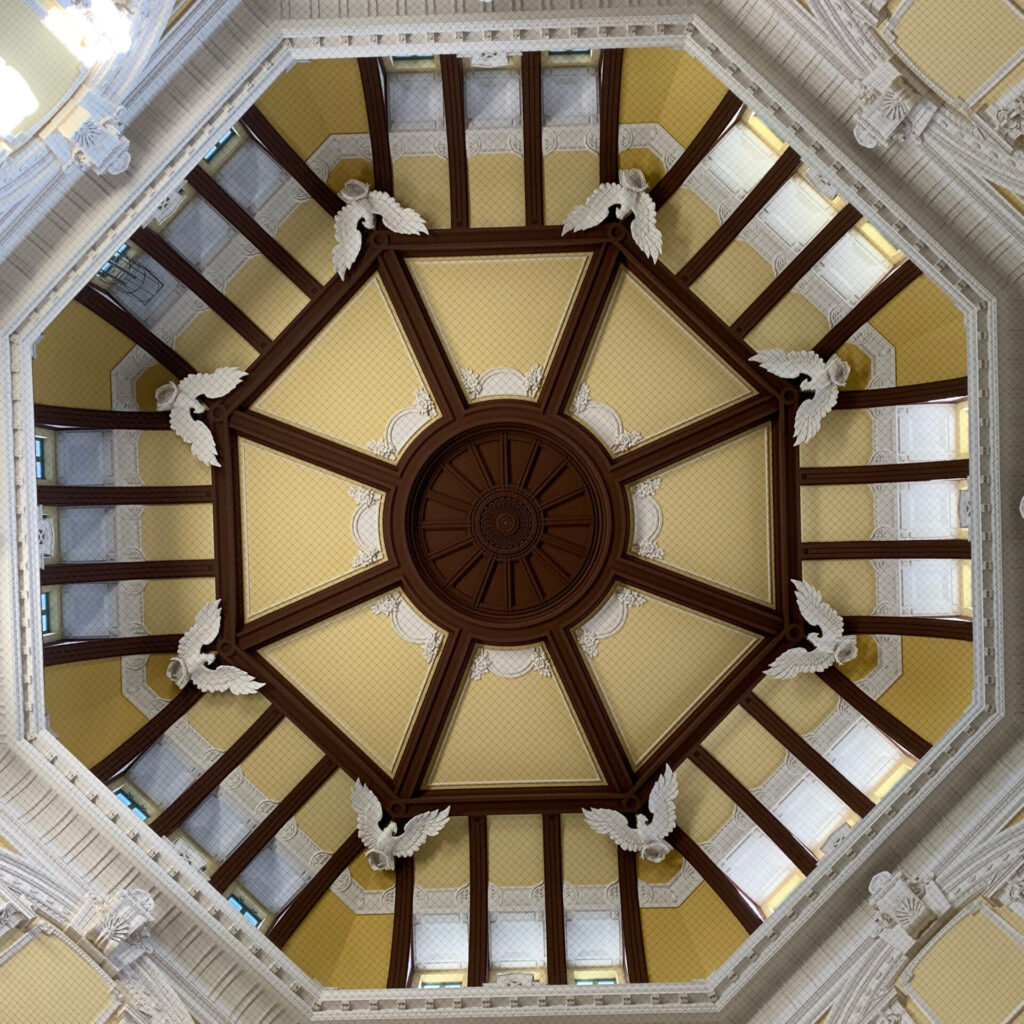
[239,106,341,215]
[543,814,568,985]
[835,377,968,408]
[521,51,544,227]
[388,857,416,988]
[41,559,214,585]
[34,405,170,430]
[43,634,182,667]
[387,225,605,257]
[131,226,272,352]
[440,55,470,229]
[650,92,743,209]
[801,539,971,560]
[37,485,211,506]
[774,403,803,626]
[468,815,489,987]
[209,413,243,638]
[357,58,394,195]
[800,459,969,485]
[76,283,196,379]
[401,786,629,817]
[843,615,973,640]
[598,49,623,183]
[617,847,648,983]
[185,165,321,298]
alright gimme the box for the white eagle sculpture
[582,764,678,863]
[166,600,263,695]
[155,367,246,467]
[351,780,450,871]
[766,579,859,678]
[562,168,663,262]
[749,349,850,445]
[332,179,428,279]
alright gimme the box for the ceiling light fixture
[43,0,132,66]
[0,57,40,136]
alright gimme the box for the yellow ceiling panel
[407,253,589,400]
[562,812,619,885]
[675,760,734,843]
[583,594,758,765]
[753,673,840,739]
[640,426,773,604]
[138,430,212,487]
[252,273,435,458]
[174,309,260,374]
[238,439,383,619]
[702,705,787,791]
[428,646,603,787]
[262,594,440,774]
[143,577,216,635]
[576,271,753,449]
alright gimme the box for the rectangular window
[419,981,462,989]
[575,977,616,985]
[203,128,236,163]
[40,591,51,634]
[227,892,263,928]
[113,786,150,822]
[97,242,130,278]
[34,436,45,479]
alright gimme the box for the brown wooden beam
[185,165,321,298]
[733,204,862,337]
[34,405,171,431]
[240,106,341,215]
[819,667,931,760]
[617,847,648,982]
[358,58,394,195]
[650,92,743,209]
[386,224,606,257]
[801,539,971,560]
[440,55,470,229]
[814,260,922,361]
[37,485,211,506]
[741,693,875,817]
[690,746,817,875]
[43,633,182,667]
[843,615,973,640]
[388,856,416,988]
[149,706,282,836]
[266,829,362,947]
[835,377,968,408]
[401,787,628,817]
[543,814,568,984]
[76,284,196,380]
[91,685,202,785]
[210,757,335,891]
[521,51,543,227]
[775,402,803,626]
[598,49,623,183]
[41,559,214,585]
[800,459,969,485]
[679,148,802,285]
[668,826,762,934]
[209,413,243,640]
[131,226,271,352]
[468,815,489,987]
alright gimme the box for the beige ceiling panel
[658,187,721,274]
[238,439,384,619]
[701,705,788,791]
[675,760,735,843]
[262,593,440,774]
[143,577,216,635]
[252,273,436,458]
[689,239,775,325]
[407,253,589,400]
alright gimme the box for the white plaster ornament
[583,763,678,862]
[155,367,246,467]
[351,780,450,871]
[167,600,263,695]
[332,179,427,279]
[749,349,850,444]
[562,168,663,262]
[766,579,858,678]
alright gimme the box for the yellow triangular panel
[638,426,773,604]
[252,274,435,457]
[428,646,603,787]
[407,254,590,400]
[238,440,384,619]
[262,594,440,774]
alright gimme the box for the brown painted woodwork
[741,693,875,817]
[387,224,607,256]
[844,615,973,640]
[401,787,628,817]
[819,667,931,760]
[266,829,362,947]
[690,746,817,875]
[34,405,170,430]
[732,204,863,337]
[468,816,489,987]
[131,226,272,352]
[800,459,969,485]
[210,414,243,637]
[239,106,341,215]
[43,634,181,666]
[388,856,415,987]
[37,485,211,506]
[543,814,568,984]
[185,165,321,297]
[150,707,283,836]
[775,403,803,626]
[801,539,971,560]
[668,826,762,934]
[598,50,623,183]
[650,92,743,209]
[440,55,470,229]
[814,260,922,360]
[41,559,214,585]
[210,757,335,891]
[679,148,802,285]
[617,847,648,982]
[835,377,968,408]
[521,52,543,226]
[76,284,196,379]
[91,685,202,785]
[358,58,394,195]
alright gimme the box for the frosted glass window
[238,840,306,914]
[720,832,793,904]
[759,178,834,247]
[216,140,289,213]
[61,582,116,637]
[414,914,469,971]
[162,195,233,271]
[897,404,958,462]
[565,910,622,967]
[388,72,445,129]
[127,737,194,809]
[465,69,521,127]
[184,792,252,862]
[816,231,890,303]
[58,506,115,562]
[489,911,546,969]
[775,777,848,851]
[827,721,902,794]
[705,124,777,192]
[900,559,960,615]
[55,430,112,485]
[897,481,961,538]
[542,66,598,125]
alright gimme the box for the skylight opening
[227,892,263,928]
[202,128,236,163]
[113,785,151,821]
